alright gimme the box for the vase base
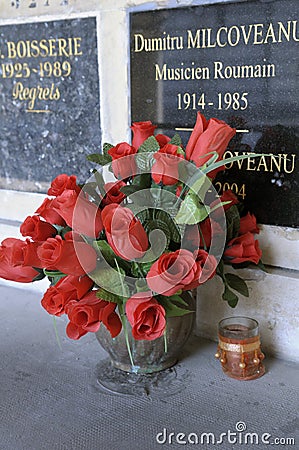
[95,358,190,397]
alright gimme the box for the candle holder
[215,316,265,380]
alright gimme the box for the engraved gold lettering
[5,37,83,59]
[155,62,209,81]
[11,81,60,109]
[214,61,275,79]
[134,32,183,52]
[283,154,296,173]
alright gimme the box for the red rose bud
[20,215,56,241]
[0,238,39,283]
[41,274,94,316]
[239,213,260,235]
[151,144,184,185]
[52,189,103,238]
[47,173,80,197]
[66,291,122,340]
[101,180,126,207]
[224,232,262,265]
[102,203,148,260]
[131,121,157,149]
[37,235,97,276]
[108,143,138,180]
[35,197,66,226]
[126,291,166,341]
[185,112,235,179]
[155,133,171,148]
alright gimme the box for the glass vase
[95,290,195,375]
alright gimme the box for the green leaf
[96,287,124,304]
[138,136,160,153]
[86,153,112,165]
[90,266,130,298]
[131,261,153,278]
[43,269,66,286]
[136,208,181,244]
[159,294,194,317]
[135,279,149,293]
[120,185,142,196]
[32,268,46,282]
[169,133,182,146]
[225,273,249,297]
[135,152,155,172]
[93,240,116,264]
[222,285,239,308]
[257,259,267,272]
[175,192,209,225]
[225,205,240,241]
[103,142,114,156]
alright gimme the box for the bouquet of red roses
[0,112,263,344]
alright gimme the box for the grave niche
[130,0,299,227]
[0,17,100,192]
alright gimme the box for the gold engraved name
[6,37,82,59]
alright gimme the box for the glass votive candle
[215,316,265,380]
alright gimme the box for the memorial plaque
[130,0,299,227]
[0,17,100,192]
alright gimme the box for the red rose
[0,238,39,282]
[152,144,184,185]
[20,215,56,241]
[52,189,103,238]
[35,198,66,226]
[224,232,262,264]
[239,213,260,235]
[126,291,166,340]
[108,143,138,180]
[37,235,97,276]
[102,203,148,260]
[131,121,157,149]
[65,291,122,340]
[22,240,43,268]
[155,134,171,148]
[185,112,235,179]
[47,174,80,196]
[146,249,198,296]
[186,250,217,289]
[41,274,94,316]
[101,181,126,207]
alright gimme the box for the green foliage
[217,261,249,308]
[86,143,114,165]
[138,136,160,153]
[90,266,130,298]
[158,293,194,317]
[136,208,181,244]
[176,191,210,225]
[225,205,240,242]
[43,269,66,286]
[169,133,182,147]
[96,287,127,304]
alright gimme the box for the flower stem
[114,258,135,369]
[52,316,62,350]
[163,325,168,354]
[119,302,135,369]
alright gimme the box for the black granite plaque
[0,17,100,192]
[130,0,299,227]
